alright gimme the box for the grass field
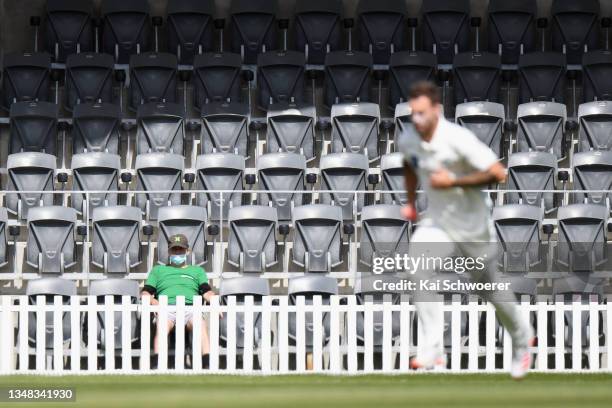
[0,373,611,408]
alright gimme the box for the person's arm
[142,267,159,305]
[402,161,419,221]
[430,162,506,189]
[197,268,216,304]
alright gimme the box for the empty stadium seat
[0,208,8,269]
[294,0,342,65]
[9,101,59,155]
[129,53,178,111]
[506,152,558,212]
[134,153,184,221]
[324,51,372,107]
[166,0,215,65]
[229,0,277,64]
[571,151,612,207]
[136,102,185,155]
[266,105,316,160]
[101,0,151,63]
[91,205,142,274]
[551,0,600,65]
[452,52,502,104]
[581,50,612,102]
[2,53,51,109]
[256,153,307,221]
[330,102,380,160]
[200,102,249,156]
[455,101,505,158]
[43,0,95,62]
[487,0,538,64]
[518,52,567,104]
[356,0,406,65]
[388,51,437,108]
[577,100,612,151]
[421,0,470,65]
[292,204,343,273]
[359,205,409,269]
[195,153,245,221]
[193,53,243,108]
[257,50,306,109]
[380,152,429,212]
[70,152,121,216]
[71,102,122,154]
[65,53,115,111]
[516,101,567,159]
[157,205,207,266]
[354,274,401,347]
[26,206,77,273]
[319,153,369,220]
[227,205,278,273]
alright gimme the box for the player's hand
[401,204,418,222]
[430,168,456,189]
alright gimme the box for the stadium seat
[266,105,316,160]
[421,0,471,65]
[193,53,243,108]
[0,208,8,269]
[227,205,278,273]
[71,152,121,216]
[256,152,307,221]
[452,52,502,104]
[455,101,506,158]
[200,102,249,156]
[71,102,122,154]
[324,51,373,107]
[257,50,306,109]
[319,153,369,220]
[195,153,245,221]
[134,153,184,221]
[518,52,567,104]
[26,206,77,274]
[229,0,277,64]
[91,205,143,274]
[219,277,270,349]
[43,0,95,62]
[9,101,59,155]
[571,151,612,206]
[492,204,544,273]
[506,152,558,212]
[65,53,115,111]
[359,205,409,269]
[330,102,380,160]
[166,0,215,65]
[487,0,538,64]
[6,152,57,220]
[392,102,412,149]
[136,102,185,155]
[577,100,612,151]
[291,204,343,273]
[157,205,207,266]
[294,0,342,65]
[581,50,612,102]
[129,53,178,111]
[515,101,567,159]
[2,52,51,109]
[356,0,406,65]
[551,0,601,65]
[388,51,437,108]
[101,0,151,63]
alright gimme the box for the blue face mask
[169,254,187,266]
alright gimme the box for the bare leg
[186,316,210,355]
[154,319,175,355]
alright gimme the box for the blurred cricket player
[399,81,533,379]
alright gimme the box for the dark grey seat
[421,0,470,64]
[572,151,612,207]
[380,152,408,206]
[551,0,600,65]
[392,102,412,150]
[166,0,215,65]
[577,100,612,151]
[294,0,342,65]
[157,205,207,266]
[200,102,249,156]
[256,153,307,221]
[452,52,502,104]
[71,152,121,216]
[195,153,245,221]
[516,101,567,159]
[582,51,612,103]
[26,206,77,273]
[257,50,306,110]
[292,204,343,273]
[266,105,316,161]
[65,53,115,111]
[487,0,537,65]
[229,0,277,64]
[101,0,151,64]
[44,0,95,62]
[193,53,243,109]
[129,52,178,111]
[6,152,56,220]
[324,51,372,108]
[134,153,184,221]
[136,102,185,155]
[331,102,380,160]
[388,52,437,107]
[9,101,58,155]
[72,102,122,154]
[506,152,558,212]
[92,205,142,274]
[227,205,278,273]
[319,153,369,220]
[359,205,409,268]
[518,52,567,104]
[0,208,7,269]
[455,101,505,158]
[356,0,406,65]
[492,204,543,273]
[2,53,51,110]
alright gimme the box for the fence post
[278,296,289,372]
[121,295,132,372]
[295,296,306,373]
[18,296,29,372]
[192,296,203,371]
[536,299,548,370]
[158,296,169,371]
[243,296,254,372]
[0,296,14,373]
[175,296,185,372]
[86,295,97,372]
[260,296,272,373]
[485,303,496,371]
[399,296,410,372]
[35,295,45,371]
[329,295,341,373]
[208,295,219,371]
[346,295,357,373]
[571,295,582,370]
[468,298,479,371]
[588,296,599,371]
[104,295,115,371]
[382,294,393,372]
[451,294,461,371]
[226,296,237,372]
[363,295,374,373]
[140,294,151,371]
[554,295,565,370]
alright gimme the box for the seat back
[506,152,557,211]
[71,152,121,216]
[320,153,369,220]
[455,101,505,158]
[331,102,380,160]
[195,153,245,221]
[572,151,612,206]
[324,51,372,108]
[493,204,542,273]
[516,101,567,159]
[9,101,58,155]
[356,0,406,64]
[359,205,409,267]
[229,0,277,64]
[158,205,207,266]
[136,102,185,155]
[452,52,501,104]
[487,0,537,64]
[227,205,278,272]
[166,0,215,64]
[200,102,249,156]
[266,105,316,160]
[193,53,243,108]
[388,51,437,107]
[129,52,178,111]
[134,153,184,220]
[582,51,612,102]
[101,0,151,63]
[518,52,567,104]
[65,53,114,111]
[92,205,142,273]
[257,50,306,109]
[551,0,600,65]
[26,206,77,273]
[294,0,342,64]
[45,0,95,62]
[72,102,122,154]
[421,0,470,64]
[2,53,51,109]
[6,152,56,219]
[0,208,7,268]
[578,100,612,151]
[257,153,306,221]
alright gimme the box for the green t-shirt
[144,264,208,305]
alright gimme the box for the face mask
[169,254,187,266]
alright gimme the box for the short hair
[408,81,442,105]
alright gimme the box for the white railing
[0,295,610,375]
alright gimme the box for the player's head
[408,81,442,137]
[168,234,190,266]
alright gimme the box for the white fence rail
[0,295,610,375]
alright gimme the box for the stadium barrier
[0,294,611,375]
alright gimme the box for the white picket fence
[0,295,610,375]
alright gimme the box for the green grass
[0,373,611,408]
